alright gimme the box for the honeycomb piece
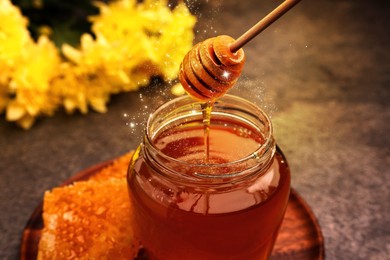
[38,177,139,259]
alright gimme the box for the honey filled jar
[127,94,291,260]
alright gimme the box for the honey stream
[201,102,213,163]
[200,101,214,214]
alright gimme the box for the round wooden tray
[20,159,325,260]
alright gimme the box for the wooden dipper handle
[230,0,302,53]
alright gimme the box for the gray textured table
[1,0,389,259]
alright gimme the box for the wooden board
[20,159,324,260]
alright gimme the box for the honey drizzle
[201,101,214,163]
[200,101,214,214]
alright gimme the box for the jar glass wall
[127,95,291,260]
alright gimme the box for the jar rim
[144,94,274,174]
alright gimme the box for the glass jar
[127,94,291,260]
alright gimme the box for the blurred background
[1,0,389,259]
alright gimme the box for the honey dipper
[179,0,301,101]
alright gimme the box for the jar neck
[142,94,276,186]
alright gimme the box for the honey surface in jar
[128,117,290,260]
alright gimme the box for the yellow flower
[0,0,33,114]
[62,33,148,94]
[51,62,112,114]
[0,0,197,129]
[87,0,196,83]
[58,0,196,115]
[6,36,61,129]
[0,0,32,66]
[147,2,197,80]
